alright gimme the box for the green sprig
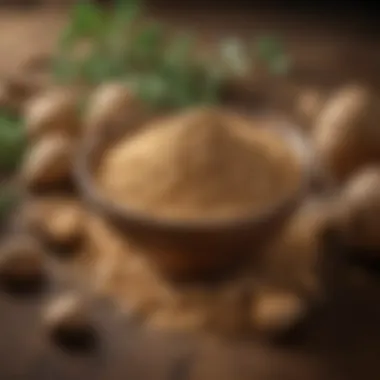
[52,0,291,109]
[0,111,26,174]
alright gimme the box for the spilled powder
[80,210,318,337]
[34,199,322,338]
[83,213,250,335]
[96,108,301,220]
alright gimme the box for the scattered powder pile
[97,108,301,220]
[84,214,247,334]
[84,214,311,337]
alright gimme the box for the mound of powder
[96,108,301,220]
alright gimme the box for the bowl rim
[74,115,314,234]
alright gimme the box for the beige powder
[97,107,301,220]
[83,213,314,338]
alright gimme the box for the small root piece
[20,132,74,191]
[250,290,307,338]
[0,235,47,297]
[84,82,146,139]
[22,197,85,259]
[44,293,98,354]
[24,87,82,140]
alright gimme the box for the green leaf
[256,35,284,61]
[58,1,107,53]
[113,0,143,25]
[165,33,196,66]
[51,55,81,83]
[0,113,26,173]
[200,66,224,105]
[268,54,292,76]
[157,34,198,107]
[106,0,142,51]
[69,1,105,37]
[58,26,77,51]
[131,23,165,67]
[136,74,169,108]
[0,184,20,224]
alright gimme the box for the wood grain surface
[1,271,380,380]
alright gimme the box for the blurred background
[0,0,378,88]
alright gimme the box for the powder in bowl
[96,108,302,221]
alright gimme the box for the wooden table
[1,268,380,380]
